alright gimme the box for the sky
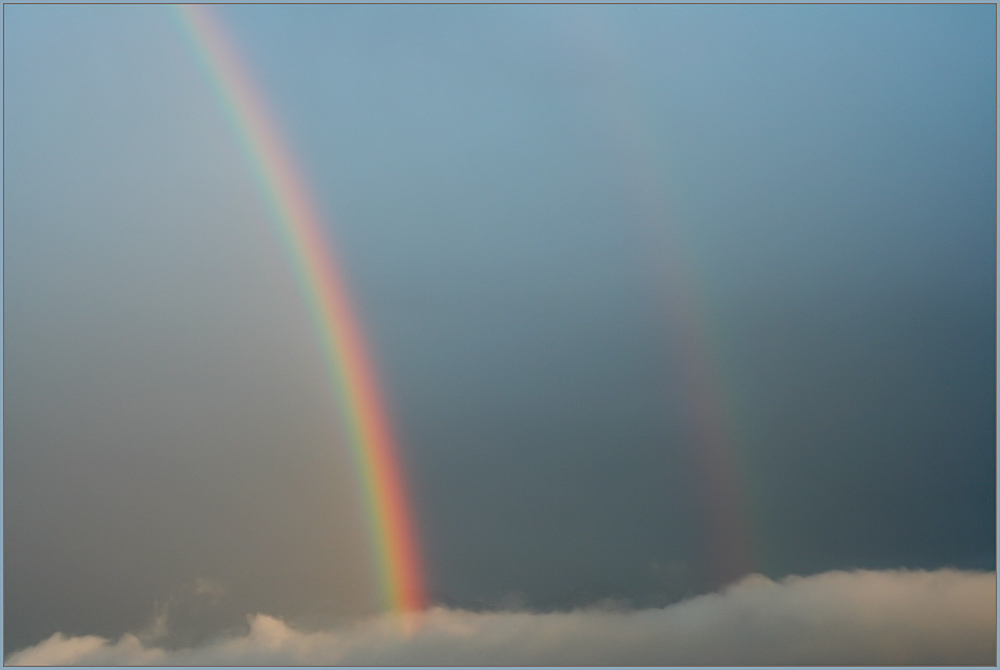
[3,3,996,665]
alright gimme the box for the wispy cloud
[7,568,994,666]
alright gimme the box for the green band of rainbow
[175,4,424,614]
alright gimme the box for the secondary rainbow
[592,26,758,584]
[175,4,424,614]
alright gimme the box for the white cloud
[7,568,995,666]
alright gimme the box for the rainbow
[174,4,424,614]
[591,23,759,585]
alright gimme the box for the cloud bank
[7,568,995,666]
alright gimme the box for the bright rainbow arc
[175,4,424,614]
